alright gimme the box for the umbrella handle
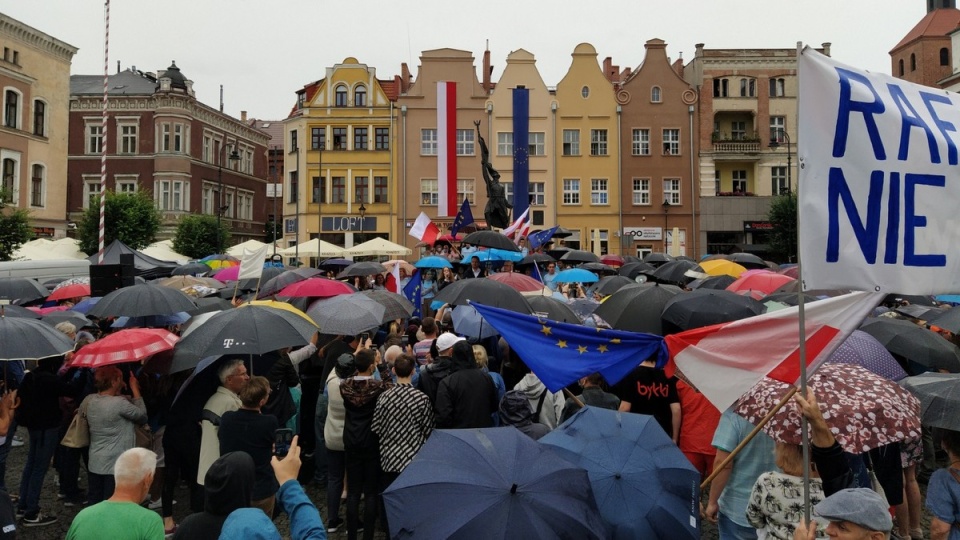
[562,387,584,409]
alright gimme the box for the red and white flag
[517,219,531,240]
[437,81,457,217]
[502,208,530,238]
[385,264,401,294]
[409,212,440,245]
[665,291,883,411]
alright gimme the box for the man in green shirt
[66,447,164,540]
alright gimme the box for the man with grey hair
[197,359,247,486]
[793,488,893,540]
[65,448,164,539]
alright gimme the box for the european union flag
[471,302,668,392]
[450,199,475,237]
[403,269,423,318]
[528,226,558,250]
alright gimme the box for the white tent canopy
[141,239,189,264]
[278,238,344,258]
[342,237,412,258]
[226,239,269,257]
[13,238,87,261]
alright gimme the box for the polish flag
[385,264,401,294]
[517,219,531,240]
[437,81,457,217]
[665,291,883,411]
[409,212,440,245]
[502,208,530,238]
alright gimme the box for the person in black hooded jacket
[173,451,254,539]
[435,340,498,429]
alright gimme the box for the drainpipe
[689,104,697,258]
[401,105,407,246]
[616,104,623,256]
[551,101,558,227]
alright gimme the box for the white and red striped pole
[97,0,110,264]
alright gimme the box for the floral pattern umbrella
[735,364,921,454]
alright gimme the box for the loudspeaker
[119,253,135,287]
[90,264,124,296]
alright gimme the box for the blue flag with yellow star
[403,269,423,319]
[450,199,474,238]
[471,302,668,392]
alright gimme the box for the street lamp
[217,144,241,254]
[769,128,792,194]
[358,201,366,244]
[662,199,671,254]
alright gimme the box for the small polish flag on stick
[409,212,440,245]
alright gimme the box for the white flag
[237,245,269,281]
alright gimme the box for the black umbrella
[172,262,212,277]
[883,293,940,307]
[186,296,235,315]
[235,266,287,292]
[590,275,636,297]
[560,250,600,264]
[360,290,415,322]
[41,310,94,329]
[900,373,960,431]
[618,261,656,280]
[176,303,317,357]
[257,268,324,298]
[661,289,766,334]
[318,258,354,271]
[88,284,196,318]
[460,230,521,252]
[433,279,531,314]
[0,277,49,303]
[650,260,703,286]
[727,252,767,269]
[763,292,820,306]
[895,304,943,321]
[338,261,387,279]
[0,305,40,319]
[525,296,580,324]
[688,275,736,290]
[641,253,674,267]
[567,298,601,320]
[551,227,575,239]
[0,316,75,360]
[519,253,555,266]
[596,283,682,335]
[926,307,960,334]
[577,262,617,274]
[859,317,960,372]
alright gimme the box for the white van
[0,259,91,283]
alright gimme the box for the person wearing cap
[415,332,459,406]
[793,488,892,540]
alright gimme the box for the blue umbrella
[826,329,908,381]
[466,248,524,263]
[71,296,102,315]
[383,428,607,539]
[553,268,599,284]
[414,256,453,269]
[450,305,499,339]
[541,407,700,540]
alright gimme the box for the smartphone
[274,428,294,458]
[360,332,370,344]
[401,335,409,347]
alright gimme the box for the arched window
[941,47,950,66]
[899,59,905,76]
[1,157,16,204]
[651,86,662,103]
[911,53,917,71]
[335,85,348,107]
[354,85,367,107]
[33,100,45,136]
[3,89,20,129]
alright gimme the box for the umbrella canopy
[650,260,703,286]
[0,305,41,319]
[258,268,324,298]
[450,305,500,339]
[318,258,354,271]
[779,265,799,279]
[618,261,656,280]
[175,303,317,357]
[699,259,748,278]
[726,252,768,269]
[553,268,599,284]
[414,256,453,269]
[590,275,636,297]
[726,272,796,295]
[211,266,244,282]
[0,277,48,303]
[338,261,387,279]
[642,252,674,267]
[486,272,546,293]
[541,407,700,539]
[519,253,555,266]
[383,260,416,275]
[278,238,345,258]
[360,290,415,322]
[460,230,520,252]
[433,279,531,313]
[307,294,386,335]
[661,289,766,333]
[278,277,355,299]
[900,372,960,431]
[41,310,94,330]
[560,250,600,264]
[171,262,212,276]
[596,283,682,335]
[859,317,960,372]
[467,248,525,263]
[110,312,191,329]
[525,296,580,324]
[70,328,178,368]
[826,330,908,381]
[383,428,606,540]
[688,275,737,291]
[88,284,196,318]
[599,254,625,267]
[235,266,287,292]
[48,282,91,301]
[736,364,921,453]
[342,237,412,257]
[225,239,269,258]
[578,262,617,274]
[71,296,102,314]
[156,275,225,290]
[924,307,960,334]
[0,316,75,360]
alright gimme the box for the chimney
[620,67,632,79]
[401,62,411,92]
[483,46,491,93]
[672,58,684,77]
[241,111,247,122]
[117,60,120,74]
[821,42,832,57]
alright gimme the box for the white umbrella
[226,239,269,257]
[278,238,344,258]
[343,237,412,257]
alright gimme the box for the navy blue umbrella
[541,407,700,540]
[383,428,607,539]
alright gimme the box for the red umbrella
[599,254,625,267]
[486,272,547,293]
[278,277,356,298]
[437,234,462,243]
[48,283,91,301]
[726,272,795,295]
[70,328,179,368]
[778,266,799,279]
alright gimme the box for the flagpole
[795,40,812,525]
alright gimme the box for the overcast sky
[6,1,923,120]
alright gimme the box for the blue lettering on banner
[833,67,887,160]
[921,92,959,166]
[888,84,940,163]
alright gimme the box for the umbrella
[525,296,580,324]
[414,256,454,269]
[688,275,737,290]
[895,304,942,321]
[699,259,747,278]
[650,260,703,286]
[596,283,682,335]
[383,260,416,275]
[436,233,462,243]
[71,297,102,314]
[41,310,94,330]
[383,428,606,540]
[826,330,908,381]
[433,279,531,314]
[360,290,415,322]
[307,294,386,335]
[337,261,387,279]
[553,268,599,284]
[211,266,244,282]
[450,305,500,339]
[0,305,41,319]
[171,262,212,276]
[0,277,48,303]
[568,298,601,320]
[859,317,960,372]
[726,272,796,295]
[779,265,799,279]
[578,262,617,274]
[541,407,700,539]
[519,253,555,266]
[763,292,820,306]
[618,261,656,280]
[736,364,921,453]
[175,303,317,357]
[590,275,636,297]
[70,328,179,368]
[884,294,940,307]
[642,252,674,267]
[661,289,766,333]
[48,278,91,301]
[599,254,625,267]
[258,268,324,298]
[926,307,960,334]
[0,316,75,360]
[486,272,546,293]
[318,258,354,271]
[88,284,196,318]
[726,252,767,269]
[236,266,287,292]
[278,277,355,299]
[111,312,191,329]
[156,276,225,290]
[560,250,600,264]
[466,248,525,263]
[900,373,960,432]
[187,296,234,315]
[460,230,521,252]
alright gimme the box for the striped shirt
[371,383,434,473]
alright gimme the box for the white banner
[799,48,960,295]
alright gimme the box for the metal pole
[271,145,277,256]
[295,145,300,263]
[217,147,223,254]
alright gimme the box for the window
[312,176,325,203]
[3,90,19,129]
[590,179,608,205]
[332,127,347,150]
[288,171,298,203]
[420,179,438,205]
[732,170,747,193]
[581,86,590,98]
[497,132,513,156]
[311,127,325,150]
[530,182,545,206]
[355,176,369,203]
[335,85,348,107]
[772,166,788,195]
[528,132,545,156]
[375,127,389,150]
[421,129,437,155]
[244,148,253,174]
[202,183,213,214]
[456,179,475,205]
[769,78,785,97]
[590,129,608,156]
[33,100,45,136]
[456,129,474,155]
[731,121,746,140]
[354,127,368,150]
[899,59,905,76]
[503,182,513,201]
[354,85,367,107]
[203,135,213,162]
[663,178,681,205]
[84,123,104,154]
[224,192,234,218]
[173,124,184,152]
[632,178,650,205]
[942,48,950,66]
[632,129,650,155]
[562,179,580,205]
[770,116,786,142]
[911,54,916,71]
[651,86,661,103]
[116,176,138,194]
[739,78,756,97]
[83,180,101,209]
[157,180,188,211]
[290,130,298,151]
[562,129,580,156]
[332,176,346,203]
[119,123,138,154]
[662,129,680,155]
[715,170,721,195]
[374,176,388,203]
[1,157,18,204]
[713,78,728,97]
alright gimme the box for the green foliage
[0,207,33,261]
[77,190,161,254]
[264,219,282,243]
[173,214,230,260]
[767,192,797,264]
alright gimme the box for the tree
[767,192,797,264]
[0,195,33,260]
[77,190,161,254]
[172,214,230,260]
[264,218,281,244]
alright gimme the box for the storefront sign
[743,221,774,231]
[622,227,663,241]
[322,216,377,232]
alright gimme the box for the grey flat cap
[814,488,892,532]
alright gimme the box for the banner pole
[795,40,812,525]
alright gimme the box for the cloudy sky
[6,1,922,120]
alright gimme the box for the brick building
[890,6,960,87]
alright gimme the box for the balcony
[712,139,760,153]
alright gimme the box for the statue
[475,120,512,229]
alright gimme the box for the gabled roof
[71,70,157,96]
[248,119,284,146]
[891,8,960,52]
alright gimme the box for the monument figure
[475,120,512,229]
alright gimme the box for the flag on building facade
[512,87,530,217]
[437,81,458,217]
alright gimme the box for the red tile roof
[379,80,398,102]
[891,8,960,52]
